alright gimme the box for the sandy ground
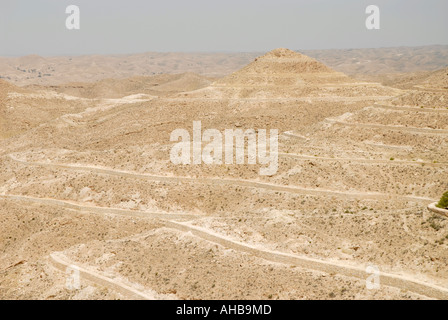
[1,48,447,300]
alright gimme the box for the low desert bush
[436,191,448,209]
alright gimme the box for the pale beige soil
[1,48,447,300]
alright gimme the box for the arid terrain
[0,47,447,300]
[1,45,447,86]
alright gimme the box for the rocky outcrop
[428,202,448,218]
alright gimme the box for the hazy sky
[0,0,447,56]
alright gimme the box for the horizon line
[1,44,448,58]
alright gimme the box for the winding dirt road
[49,252,157,300]
[326,119,448,135]
[280,152,447,166]
[8,155,436,203]
[373,104,448,114]
[0,194,200,221]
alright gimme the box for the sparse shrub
[390,157,395,161]
[436,191,448,209]
[428,215,443,231]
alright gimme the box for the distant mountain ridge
[0,45,447,86]
[303,45,448,75]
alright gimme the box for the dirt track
[0,194,200,221]
[280,153,447,166]
[49,253,156,300]
[373,104,448,114]
[8,155,436,203]
[326,119,448,135]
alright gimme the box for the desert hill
[0,79,94,140]
[214,48,345,87]
[0,80,28,139]
[222,48,336,79]
[376,68,448,108]
[306,45,448,75]
[27,73,213,99]
[0,79,26,97]
[419,67,448,90]
[184,48,400,100]
[397,67,448,91]
[373,67,448,91]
